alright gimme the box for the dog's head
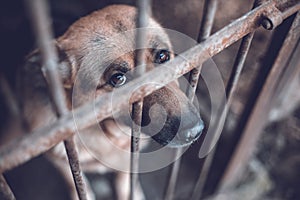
[50,5,204,147]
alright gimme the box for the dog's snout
[140,84,206,147]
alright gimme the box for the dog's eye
[155,49,171,64]
[110,73,127,87]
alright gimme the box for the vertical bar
[225,33,254,100]
[130,101,143,200]
[25,0,88,199]
[0,74,26,135]
[191,1,264,198]
[0,175,16,200]
[187,0,218,100]
[270,39,300,115]
[0,75,20,119]
[164,1,218,200]
[130,1,151,200]
[164,149,182,200]
[191,31,255,200]
[218,11,300,192]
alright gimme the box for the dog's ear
[54,42,76,88]
[26,41,75,89]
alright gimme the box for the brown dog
[18,5,204,200]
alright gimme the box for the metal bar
[165,0,218,199]
[190,0,265,195]
[0,74,27,151]
[276,0,300,19]
[0,74,26,137]
[130,1,151,200]
[25,0,88,199]
[25,0,68,116]
[164,149,182,200]
[63,138,88,200]
[191,147,216,200]
[135,0,152,76]
[0,0,296,174]
[187,0,218,100]
[191,1,297,197]
[271,38,300,105]
[130,101,144,200]
[0,174,16,200]
[191,30,255,200]
[0,75,20,119]
[218,11,300,192]
[225,34,255,99]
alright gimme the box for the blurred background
[0,0,300,199]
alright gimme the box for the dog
[17,4,204,200]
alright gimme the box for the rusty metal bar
[0,0,296,174]
[193,32,255,199]
[276,0,300,19]
[130,1,151,200]
[0,175,15,200]
[191,30,255,200]
[190,0,266,197]
[187,0,218,100]
[270,39,300,111]
[225,34,255,100]
[218,11,300,192]
[134,0,152,76]
[165,0,218,199]
[130,101,143,200]
[25,0,88,199]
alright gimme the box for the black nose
[148,114,204,147]
[178,119,204,143]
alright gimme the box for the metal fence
[0,0,299,199]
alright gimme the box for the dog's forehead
[58,5,171,51]
[57,4,172,84]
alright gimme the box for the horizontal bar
[0,0,297,173]
[218,11,300,192]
